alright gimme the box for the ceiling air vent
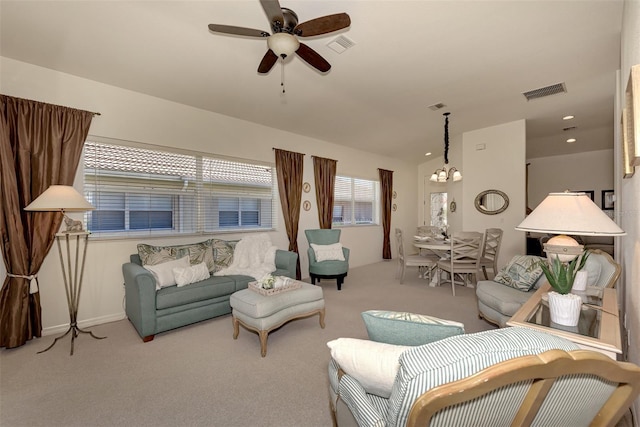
[522,82,567,101]
[428,102,446,111]
[327,35,355,54]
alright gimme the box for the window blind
[333,175,379,226]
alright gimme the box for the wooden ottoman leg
[259,330,269,357]
[232,316,240,339]
[319,308,326,329]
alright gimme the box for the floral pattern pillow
[137,240,216,272]
[494,255,544,291]
[209,239,237,272]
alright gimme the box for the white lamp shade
[437,170,447,182]
[267,33,300,57]
[452,169,462,181]
[24,185,95,212]
[515,192,625,236]
[429,173,438,182]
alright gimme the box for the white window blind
[333,175,379,226]
[83,140,276,238]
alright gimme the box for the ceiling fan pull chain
[281,59,286,94]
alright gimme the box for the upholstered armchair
[305,229,350,290]
[328,325,640,427]
[476,249,620,327]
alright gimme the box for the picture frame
[623,64,640,173]
[601,190,614,210]
[578,190,594,201]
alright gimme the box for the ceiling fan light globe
[267,33,300,58]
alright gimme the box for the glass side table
[507,282,621,360]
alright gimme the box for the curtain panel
[378,168,393,260]
[274,148,304,280]
[0,95,94,348]
[312,156,337,229]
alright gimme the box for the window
[333,175,379,226]
[84,139,276,237]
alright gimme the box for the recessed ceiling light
[425,152,432,156]
[563,115,575,120]
[567,138,576,143]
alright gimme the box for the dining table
[412,238,451,286]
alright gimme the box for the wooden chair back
[407,349,640,427]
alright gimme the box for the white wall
[527,150,614,209]
[462,120,527,268]
[1,57,418,333]
[619,0,640,418]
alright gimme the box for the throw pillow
[361,310,465,346]
[210,239,237,271]
[173,262,210,287]
[311,243,345,262]
[494,255,544,291]
[137,240,215,272]
[327,338,409,398]
[144,256,190,289]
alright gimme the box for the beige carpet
[0,260,494,427]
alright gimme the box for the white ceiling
[0,0,623,164]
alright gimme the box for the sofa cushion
[327,337,410,398]
[173,262,210,287]
[144,256,190,289]
[311,243,346,262]
[361,310,464,346]
[137,240,216,272]
[494,255,544,291]
[476,280,534,317]
[211,239,237,271]
[156,275,236,310]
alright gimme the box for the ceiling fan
[208,0,351,74]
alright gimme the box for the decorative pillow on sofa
[361,310,465,346]
[310,243,345,262]
[210,239,237,271]
[494,255,544,291]
[137,240,215,272]
[144,256,190,289]
[327,337,409,398]
[173,262,210,287]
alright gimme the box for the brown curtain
[312,156,337,229]
[274,148,304,280]
[378,168,393,260]
[0,95,94,348]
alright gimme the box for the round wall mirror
[474,189,509,215]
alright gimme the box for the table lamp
[515,191,625,261]
[24,185,104,355]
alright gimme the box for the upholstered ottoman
[230,282,325,357]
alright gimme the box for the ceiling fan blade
[208,24,269,38]
[296,43,331,72]
[294,13,351,37]
[258,49,279,74]
[260,0,284,27]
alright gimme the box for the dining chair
[479,228,504,280]
[395,228,438,284]
[437,231,485,296]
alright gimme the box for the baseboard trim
[42,313,127,336]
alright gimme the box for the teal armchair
[305,229,350,290]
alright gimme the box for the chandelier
[430,112,462,183]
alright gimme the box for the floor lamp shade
[24,185,94,212]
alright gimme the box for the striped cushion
[386,327,579,426]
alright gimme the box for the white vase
[547,291,582,327]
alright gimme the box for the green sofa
[123,246,298,342]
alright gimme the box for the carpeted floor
[0,260,494,427]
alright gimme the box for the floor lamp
[24,185,105,355]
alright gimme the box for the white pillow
[311,243,345,262]
[173,262,210,287]
[327,338,409,398]
[144,256,190,289]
